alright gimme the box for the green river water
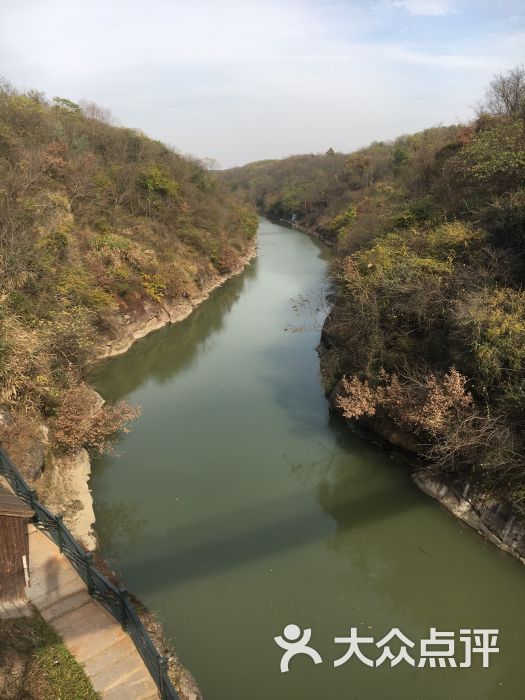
[90,218,525,700]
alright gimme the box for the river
[90,218,525,700]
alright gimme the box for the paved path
[27,526,159,699]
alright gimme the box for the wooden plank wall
[0,516,29,602]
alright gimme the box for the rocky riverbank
[324,373,525,566]
[98,242,257,360]
[413,472,525,564]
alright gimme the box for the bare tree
[478,65,525,118]
[78,99,115,124]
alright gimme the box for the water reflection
[90,259,257,401]
[94,500,147,559]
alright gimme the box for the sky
[0,0,524,167]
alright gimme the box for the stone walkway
[27,526,159,699]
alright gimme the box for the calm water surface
[90,219,525,700]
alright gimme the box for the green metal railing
[0,446,179,700]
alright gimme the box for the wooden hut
[0,485,34,603]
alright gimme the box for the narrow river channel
[90,218,525,700]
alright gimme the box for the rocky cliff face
[413,472,525,564]
[319,337,525,566]
[38,447,97,550]
[98,243,256,359]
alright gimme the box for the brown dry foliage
[337,368,473,438]
[335,375,377,419]
[336,368,525,495]
[215,248,239,274]
[52,384,140,453]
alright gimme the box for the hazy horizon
[1,0,524,168]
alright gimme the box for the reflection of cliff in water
[89,259,257,401]
[94,500,147,560]
[290,411,418,543]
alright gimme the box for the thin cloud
[0,0,523,166]
[391,0,453,15]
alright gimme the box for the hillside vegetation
[223,67,525,514]
[0,80,256,471]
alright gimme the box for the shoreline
[74,240,258,545]
[413,471,525,565]
[55,240,257,700]
[324,376,525,566]
[97,242,257,360]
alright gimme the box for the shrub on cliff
[52,384,140,453]
[336,368,473,439]
[41,307,97,370]
[336,369,525,502]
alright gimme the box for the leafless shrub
[52,384,140,453]
[477,65,525,118]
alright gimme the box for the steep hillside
[223,68,525,515]
[0,80,257,474]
